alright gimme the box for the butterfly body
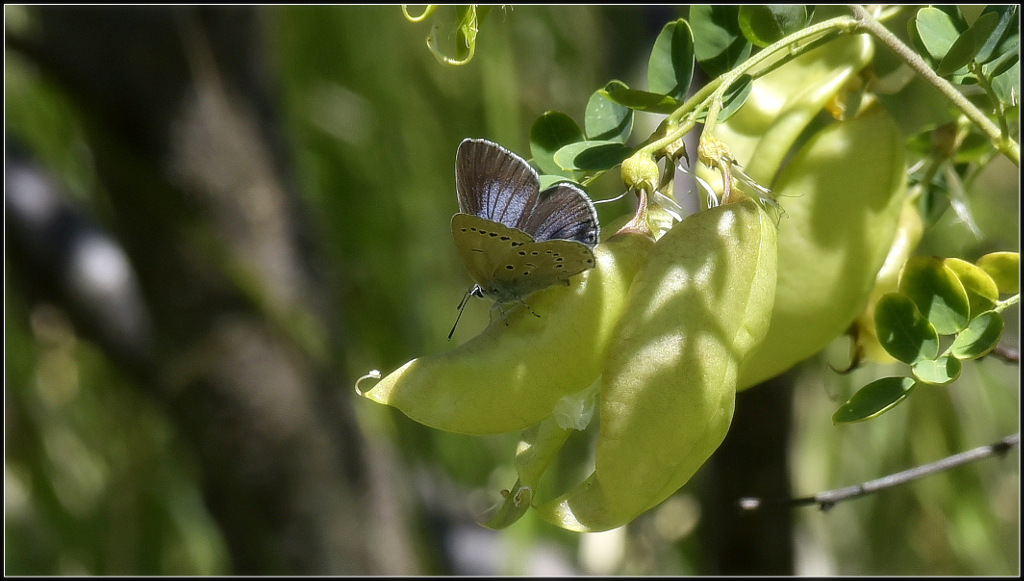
[452,139,600,306]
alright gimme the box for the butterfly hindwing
[486,238,596,301]
[517,182,600,246]
[451,213,595,304]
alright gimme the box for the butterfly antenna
[449,286,478,340]
[593,190,630,205]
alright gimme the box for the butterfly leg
[499,299,540,323]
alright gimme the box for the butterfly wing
[516,182,600,247]
[451,213,596,304]
[451,213,535,290]
[485,239,597,303]
[456,139,540,228]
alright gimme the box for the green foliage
[874,292,940,364]
[832,376,917,423]
[584,87,633,142]
[949,311,1004,359]
[738,5,814,47]
[909,5,1019,96]
[690,5,753,77]
[837,252,1019,422]
[899,256,971,335]
[647,18,695,99]
[405,5,492,65]
[976,251,1020,294]
[7,4,1020,575]
[530,112,584,177]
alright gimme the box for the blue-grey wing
[517,182,600,247]
[456,139,540,228]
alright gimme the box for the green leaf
[975,5,1019,64]
[691,5,753,78]
[719,74,753,122]
[912,355,962,385]
[648,19,695,100]
[584,89,633,143]
[531,112,584,176]
[936,11,1000,77]
[553,140,633,172]
[991,59,1019,107]
[833,376,917,423]
[975,251,1019,294]
[538,174,582,191]
[914,6,965,62]
[898,256,971,335]
[950,310,1005,359]
[985,33,1019,79]
[424,5,488,66]
[874,292,940,364]
[737,5,811,48]
[600,81,683,114]
[942,257,999,317]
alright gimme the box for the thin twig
[739,433,1020,512]
[989,344,1020,365]
[846,4,1020,166]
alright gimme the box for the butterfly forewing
[456,139,540,227]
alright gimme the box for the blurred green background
[5,5,1018,575]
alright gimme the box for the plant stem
[648,16,854,157]
[847,4,1020,166]
[702,15,856,134]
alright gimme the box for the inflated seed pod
[537,197,778,531]
[708,34,873,182]
[735,103,906,388]
[692,34,906,389]
[360,231,653,435]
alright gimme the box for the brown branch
[739,433,1020,512]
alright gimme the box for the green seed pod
[709,34,873,179]
[691,33,906,389]
[360,231,653,435]
[736,103,906,388]
[536,197,778,531]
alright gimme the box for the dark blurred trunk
[698,372,796,574]
[6,6,416,574]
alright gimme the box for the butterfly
[449,138,600,337]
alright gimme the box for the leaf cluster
[529,6,814,184]
[834,252,1019,423]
